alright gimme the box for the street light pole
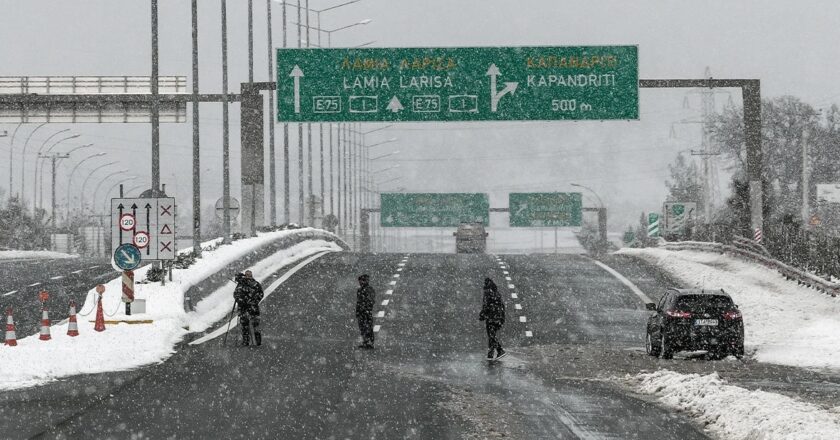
[191,0,202,255]
[80,161,119,213]
[571,182,608,251]
[297,0,304,224]
[151,0,160,195]
[66,152,106,222]
[6,123,21,198]
[35,134,79,209]
[266,0,277,226]
[20,122,47,205]
[305,0,314,227]
[282,0,290,224]
[221,0,232,243]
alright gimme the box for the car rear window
[675,295,733,311]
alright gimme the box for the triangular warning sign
[160,224,173,235]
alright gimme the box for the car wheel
[660,333,673,360]
[645,331,661,357]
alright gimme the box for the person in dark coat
[479,277,506,359]
[356,274,376,349]
[233,270,264,346]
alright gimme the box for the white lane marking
[586,256,653,304]
[515,304,522,310]
[3,290,18,297]
[511,293,518,299]
[389,281,396,285]
[71,270,83,275]
[373,325,381,333]
[50,276,64,280]
[190,251,333,346]
[376,311,385,318]
[95,273,113,280]
[397,268,403,272]
[87,266,99,270]
[385,289,393,295]
[519,316,527,323]
[503,271,509,275]
[507,284,515,289]
[28,282,41,287]
[505,276,512,281]
[525,330,533,337]
[393,274,400,278]
[398,263,405,267]
[381,299,390,306]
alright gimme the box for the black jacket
[479,279,505,325]
[234,277,264,311]
[356,284,376,316]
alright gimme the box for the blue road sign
[114,243,142,271]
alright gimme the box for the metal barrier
[662,239,840,298]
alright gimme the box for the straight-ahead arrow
[486,63,519,112]
[145,203,152,256]
[290,65,304,114]
[386,96,404,113]
[118,203,124,244]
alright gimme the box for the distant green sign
[380,193,489,227]
[509,193,582,227]
[277,46,639,123]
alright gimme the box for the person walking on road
[479,277,506,360]
[234,270,264,346]
[356,274,376,349]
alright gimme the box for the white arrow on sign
[290,65,304,114]
[120,248,138,266]
[486,64,518,112]
[515,202,528,216]
[386,96,404,113]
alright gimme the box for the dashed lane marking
[385,290,393,295]
[511,293,518,299]
[3,290,18,297]
[515,304,522,310]
[373,325,381,333]
[393,274,400,278]
[397,268,403,272]
[505,276,512,281]
[87,266,99,270]
[519,316,527,323]
[389,280,397,286]
[71,270,83,275]
[525,330,533,337]
[507,284,515,289]
[50,276,64,280]
[376,311,385,318]
[28,282,41,287]
[381,299,390,306]
[503,271,509,275]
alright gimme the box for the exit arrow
[386,96,404,113]
[290,65,304,114]
[486,64,518,112]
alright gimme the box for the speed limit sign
[133,231,150,249]
[119,214,136,231]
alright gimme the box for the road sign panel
[508,193,582,227]
[114,244,142,271]
[277,46,639,123]
[648,213,660,237]
[662,202,696,235]
[380,193,489,227]
[111,198,176,261]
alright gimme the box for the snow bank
[627,370,840,440]
[0,229,342,391]
[617,248,840,371]
[0,250,76,260]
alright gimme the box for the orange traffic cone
[67,301,79,337]
[39,307,51,341]
[94,295,106,332]
[4,308,16,346]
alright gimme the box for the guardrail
[662,240,840,298]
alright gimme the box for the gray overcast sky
[2,0,839,230]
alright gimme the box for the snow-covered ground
[0,250,76,260]
[0,229,342,391]
[617,248,840,371]
[626,370,840,440]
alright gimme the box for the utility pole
[151,0,161,195]
[221,0,232,243]
[191,0,202,256]
[282,0,290,224]
[297,0,304,224]
[267,0,277,226]
[39,153,70,228]
[801,128,811,226]
[305,0,314,227]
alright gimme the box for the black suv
[645,288,744,360]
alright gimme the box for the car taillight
[665,310,692,318]
[723,310,742,320]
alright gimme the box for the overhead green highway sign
[380,193,489,227]
[509,192,582,227]
[277,46,638,122]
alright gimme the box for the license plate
[694,319,718,326]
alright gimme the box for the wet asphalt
[3,251,711,439]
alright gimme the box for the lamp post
[571,182,607,251]
[66,152,107,222]
[91,171,132,215]
[20,122,47,205]
[6,123,22,197]
[79,161,119,214]
[35,134,79,208]
[39,143,92,212]
[102,180,144,214]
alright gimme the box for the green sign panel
[277,46,638,123]
[509,193,582,227]
[380,193,489,227]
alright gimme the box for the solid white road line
[385,289,393,295]
[586,256,654,304]
[50,276,64,280]
[2,290,18,297]
[376,311,385,318]
[525,330,533,337]
[515,304,522,310]
[519,316,527,323]
[373,325,381,333]
[190,251,333,346]
[381,299,390,306]
[28,282,41,287]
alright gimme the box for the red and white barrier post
[122,270,135,315]
[94,284,106,332]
